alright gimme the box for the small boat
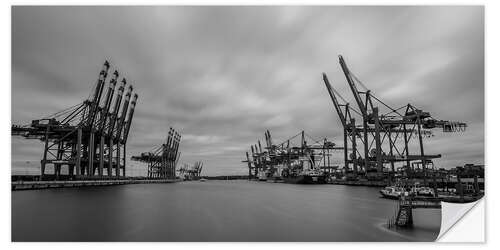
[199,178,207,182]
[416,186,435,197]
[379,186,405,200]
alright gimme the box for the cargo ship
[281,155,327,184]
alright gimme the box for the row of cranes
[244,130,343,181]
[178,161,203,180]
[131,127,181,179]
[12,61,138,180]
[321,55,467,182]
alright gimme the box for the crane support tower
[12,61,139,180]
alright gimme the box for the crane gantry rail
[12,61,139,180]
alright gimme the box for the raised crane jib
[122,93,138,143]
[99,70,119,132]
[338,55,368,117]
[322,73,347,127]
[108,78,126,136]
[115,85,133,140]
[88,61,110,128]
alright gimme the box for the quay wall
[12,178,180,191]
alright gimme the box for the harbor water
[12,180,441,241]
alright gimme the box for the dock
[12,178,179,191]
[387,194,483,228]
[329,179,388,187]
[388,197,441,228]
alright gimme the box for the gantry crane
[12,61,138,180]
[178,161,203,180]
[243,130,343,180]
[131,127,181,179]
[243,130,273,179]
[322,55,467,182]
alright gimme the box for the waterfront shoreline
[12,179,180,191]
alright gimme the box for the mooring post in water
[457,174,464,202]
[393,194,414,228]
[433,171,438,197]
[474,175,479,195]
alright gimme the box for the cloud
[11,6,484,175]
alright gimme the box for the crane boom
[122,93,138,142]
[108,79,126,136]
[322,73,347,127]
[88,61,110,128]
[116,85,133,140]
[339,55,367,117]
[99,70,118,132]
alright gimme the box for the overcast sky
[11,6,484,176]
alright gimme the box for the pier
[329,179,388,187]
[388,197,442,228]
[12,178,180,191]
[387,194,483,228]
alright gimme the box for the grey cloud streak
[11,6,484,176]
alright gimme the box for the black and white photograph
[8,3,487,243]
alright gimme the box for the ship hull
[379,191,400,200]
[283,175,327,184]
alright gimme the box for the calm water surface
[12,180,440,241]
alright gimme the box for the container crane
[131,127,181,179]
[11,61,139,180]
[322,55,467,182]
